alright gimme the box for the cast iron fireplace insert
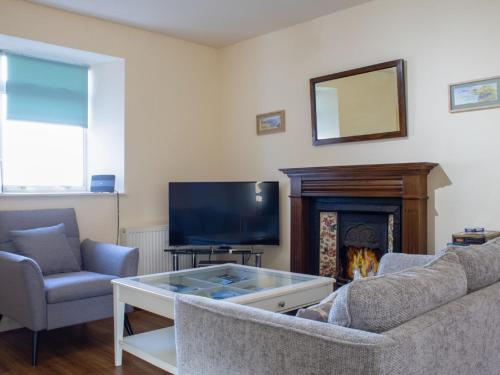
[309,197,401,285]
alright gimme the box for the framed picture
[256,110,285,135]
[449,76,500,113]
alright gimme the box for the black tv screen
[169,182,279,246]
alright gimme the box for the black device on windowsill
[90,175,116,193]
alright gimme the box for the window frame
[0,54,89,193]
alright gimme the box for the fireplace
[280,163,437,278]
[311,197,401,284]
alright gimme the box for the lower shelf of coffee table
[121,327,177,374]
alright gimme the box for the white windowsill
[0,191,126,197]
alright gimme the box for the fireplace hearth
[280,162,438,278]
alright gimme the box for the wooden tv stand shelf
[164,248,263,270]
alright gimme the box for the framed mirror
[310,59,406,145]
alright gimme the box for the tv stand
[164,247,263,271]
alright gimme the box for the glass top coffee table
[112,264,334,374]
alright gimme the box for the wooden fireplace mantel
[280,162,438,274]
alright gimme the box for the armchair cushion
[10,223,81,275]
[44,271,115,304]
[0,208,82,267]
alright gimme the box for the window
[0,53,89,192]
[0,35,125,194]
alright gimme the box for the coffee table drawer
[244,283,333,312]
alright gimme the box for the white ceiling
[29,0,373,48]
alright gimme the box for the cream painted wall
[218,0,500,270]
[1,0,500,275]
[0,0,223,243]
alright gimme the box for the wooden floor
[0,311,173,375]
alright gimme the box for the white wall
[1,0,500,275]
[218,0,500,270]
[88,59,126,192]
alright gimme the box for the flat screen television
[169,182,279,247]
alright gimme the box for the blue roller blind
[5,53,88,127]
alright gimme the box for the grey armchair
[0,208,139,365]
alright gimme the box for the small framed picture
[256,110,285,135]
[449,76,500,113]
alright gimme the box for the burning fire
[346,247,379,279]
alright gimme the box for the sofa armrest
[378,253,435,275]
[81,239,139,277]
[0,251,47,331]
[174,295,397,375]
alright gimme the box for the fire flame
[346,247,379,279]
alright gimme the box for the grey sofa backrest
[175,280,500,375]
[175,294,398,375]
[0,208,82,266]
[385,280,500,375]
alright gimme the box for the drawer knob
[278,301,286,308]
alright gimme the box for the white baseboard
[0,316,21,332]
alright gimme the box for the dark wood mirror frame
[310,59,407,145]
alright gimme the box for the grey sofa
[174,250,500,375]
[0,208,139,365]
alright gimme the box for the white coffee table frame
[112,264,334,374]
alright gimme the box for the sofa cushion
[296,289,339,322]
[377,253,435,276]
[446,237,500,292]
[10,223,81,275]
[298,253,437,324]
[328,253,467,332]
[44,271,115,304]
[0,208,82,267]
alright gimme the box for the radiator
[120,225,190,275]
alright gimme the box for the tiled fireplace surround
[312,197,401,285]
[280,163,437,282]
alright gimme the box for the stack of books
[451,227,500,246]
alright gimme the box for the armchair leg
[124,314,133,336]
[32,331,40,366]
